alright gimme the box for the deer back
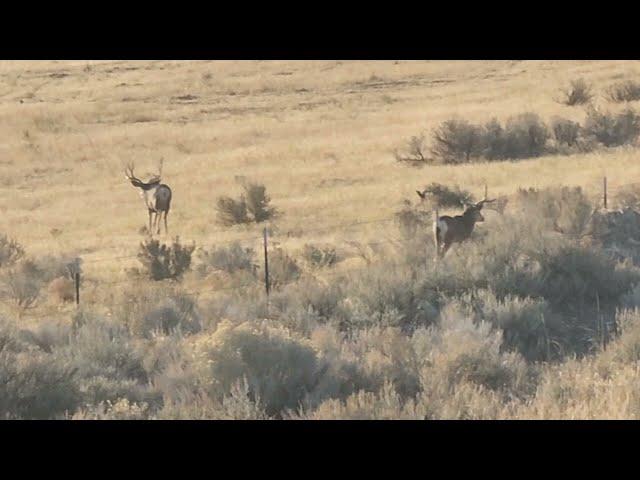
[154,184,172,212]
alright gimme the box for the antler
[145,157,164,184]
[476,198,496,207]
[124,162,136,180]
[124,162,146,187]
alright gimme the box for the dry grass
[3,61,640,276]
[4,61,640,418]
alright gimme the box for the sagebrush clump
[583,107,640,147]
[0,234,24,268]
[558,78,593,106]
[606,81,640,103]
[216,182,278,226]
[137,237,195,281]
[197,242,257,277]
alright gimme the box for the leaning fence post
[263,227,270,298]
[432,208,439,269]
[75,272,80,307]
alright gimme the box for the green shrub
[301,244,338,269]
[244,183,278,223]
[266,248,301,289]
[584,107,640,147]
[482,118,507,160]
[431,119,484,164]
[416,182,474,209]
[551,117,581,147]
[190,320,327,416]
[448,290,559,361]
[216,182,278,226]
[137,237,195,281]
[416,307,536,399]
[513,186,594,237]
[0,318,81,419]
[502,113,550,159]
[2,260,43,311]
[606,81,640,103]
[216,196,250,226]
[197,242,257,276]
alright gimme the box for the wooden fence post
[263,227,270,298]
[75,272,80,307]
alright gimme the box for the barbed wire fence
[13,176,640,321]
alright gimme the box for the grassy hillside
[3,60,640,419]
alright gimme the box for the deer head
[125,160,163,187]
[461,198,496,223]
[124,162,145,188]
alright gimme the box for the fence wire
[12,176,640,320]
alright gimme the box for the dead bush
[0,235,25,268]
[47,277,75,304]
[393,134,429,164]
[558,78,593,106]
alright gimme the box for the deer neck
[461,210,479,234]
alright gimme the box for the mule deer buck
[124,160,172,235]
[433,198,495,259]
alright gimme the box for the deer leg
[441,242,452,258]
[148,210,153,236]
[164,210,169,235]
[155,212,161,235]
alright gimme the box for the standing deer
[433,198,495,259]
[124,160,172,235]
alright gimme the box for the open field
[2,61,640,270]
[4,60,640,419]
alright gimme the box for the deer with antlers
[124,159,172,235]
[433,197,495,259]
